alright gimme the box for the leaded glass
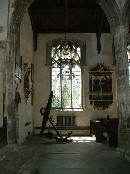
[51,41,82,109]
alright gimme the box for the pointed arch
[46,38,86,66]
[96,0,128,33]
[124,0,130,17]
[123,0,130,32]
[5,0,34,143]
[11,0,34,32]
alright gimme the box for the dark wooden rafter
[96,12,105,54]
[28,0,112,51]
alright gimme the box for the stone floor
[0,135,130,174]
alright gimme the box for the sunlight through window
[68,136,96,143]
[51,42,82,109]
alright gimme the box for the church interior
[0,0,130,173]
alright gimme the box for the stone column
[4,25,17,144]
[4,0,33,144]
[113,25,129,149]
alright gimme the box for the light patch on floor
[67,136,96,143]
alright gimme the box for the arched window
[50,40,85,109]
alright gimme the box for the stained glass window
[51,41,82,109]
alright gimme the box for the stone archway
[6,0,129,144]
[96,0,123,32]
[124,0,130,21]
[5,0,34,144]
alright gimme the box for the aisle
[33,136,130,174]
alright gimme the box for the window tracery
[51,40,82,109]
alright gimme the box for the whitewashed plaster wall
[33,33,117,133]
[18,11,33,143]
[0,48,4,127]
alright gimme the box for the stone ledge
[34,126,89,130]
[34,126,90,136]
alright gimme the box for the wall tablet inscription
[89,63,113,110]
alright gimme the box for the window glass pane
[77,47,81,57]
[72,78,81,108]
[62,76,71,108]
[51,42,82,109]
[52,67,61,108]
[72,65,81,108]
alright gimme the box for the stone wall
[0,0,8,128]
[16,11,34,143]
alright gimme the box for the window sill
[52,108,84,111]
